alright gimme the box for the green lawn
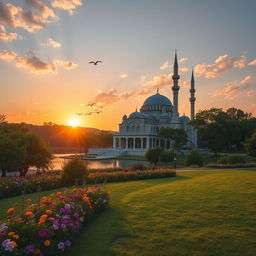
[0,170,256,256]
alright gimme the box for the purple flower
[58,242,65,250]
[24,244,35,254]
[65,240,71,247]
[61,223,66,229]
[2,239,10,247]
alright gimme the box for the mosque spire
[190,68,196,120]
[172,49,180,119]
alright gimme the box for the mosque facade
[112,52,197,156]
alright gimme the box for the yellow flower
[43,240,51,247]
[7,208,15,214]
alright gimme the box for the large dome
[143,93,172,106]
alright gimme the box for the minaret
[172,50,180,119]
[190,69,196,120]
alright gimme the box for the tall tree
[244,131,256,157]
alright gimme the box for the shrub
[217,155,245,164]
[244,131,256,157]
[159,150,174,165]
[185,149,204,167]
[130,163,147,171]
[61,158,88,186]
[145,147,163,166]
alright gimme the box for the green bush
[159,150,174,165]
[217,155,245,164]
[185,149,204,167]
[61,158,88,186]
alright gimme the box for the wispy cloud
[211,75,254,100]
[0,24,5,31]
[179,57,188,63]
[42,37,61,48]
[51,0,82,15]
[0,50,17,60]
[248,58,256,66]
[0,50,78,74]
[160,61,170,70]
[195,54,247,78]
[0,32,19,41]
[120,73,128,79]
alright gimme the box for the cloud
[0,24,5,31]
[0,50,17,60]
[160,61,169,71]
[244,90,256,97]
[248,58,256,66]
[180,80,190,88]
[16,54,57,74]
[179,57,188,63]
[42,37,61,48]
[0,0,57,32]
[180,67,188,73]
[211,75,254,100]
[0,32,18,41]
[51,0,82,15]
[93,88,120,105]
[120,73,128,79]
[0,50,77,74]
[55,60,78,69]
[194,54,247,78]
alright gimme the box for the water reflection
[52,154,149,170]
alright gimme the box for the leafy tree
[145,147,163,166]
[190,107,256,153]
[159,127,187,151]
[244,131,256,157]
[0,123,52,177]
[61,158,88,186]
[0,114,7,124]
[159,150,174,166]
[185,149,204,167]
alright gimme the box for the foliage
[217,155,246,164]
[159,150,174,165]
[244,131,256,157]
[0,123,52,177]
[0,169,176,199]
[0,186,108,256]
[130,163,147,171]
[61,159,88,186]
[207,162,256,168]
[145,147,163,166]
[0,114,7,124]
[190,107,256,153]
[185,149,204,167]
[159,127,188,150]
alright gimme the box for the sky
[0,0,256,131]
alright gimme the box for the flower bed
[0,186,108,255]
[0,169,176,199]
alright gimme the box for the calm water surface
[52,154,149,170]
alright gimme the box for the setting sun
[68,118,80,127]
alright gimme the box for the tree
[190,107,256,153]
[0,123,52,177]
[244,131,256,157]
[145,147,163,166]
[159,150,174,166]
[159,127,188,151]
[185,149,204,167]
[0,114,7,124]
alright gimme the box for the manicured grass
[0,170,255,256]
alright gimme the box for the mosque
[112,52,197,156]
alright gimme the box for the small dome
[179,115,190,122]
[142,113,156,120]
[160,112,169,119]
[129,111,143,119]
[143,93,172,106]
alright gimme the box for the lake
[52,154,149,170]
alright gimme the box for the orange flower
[7,208,15,214]
[45,210,52,215]
[26,199,31,204]
[38,214,48,224]
[34,249,41,255]
[12,203,18,207]
[10,241,17,247]
[25,211,33,217]
[56,192,62,196]
[43,240,51,247]
[13,234,19,239]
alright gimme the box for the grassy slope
[0,170,256,256]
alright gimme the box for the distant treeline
[23,123,113,152]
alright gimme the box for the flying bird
[86,103,96,107]
[76,113,84,116]
[89,61,103,65]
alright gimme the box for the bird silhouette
[89,61,102,65]
[86,103,96,107]
[76,113,83,116]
